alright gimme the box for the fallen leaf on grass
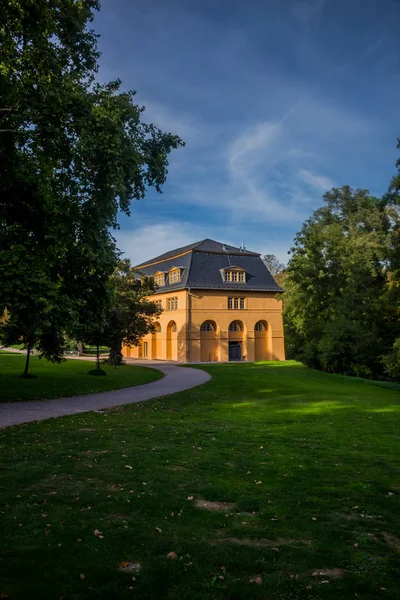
[250,575,262,584]
[187,496,194,500]
[167,552,177,559]
[125,465,133,470]
[79,574,86,580]
[156,527,162,533]
[312,517,317,521]
[353,543,359,548]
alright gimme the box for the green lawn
[0,361,400,599]
[0,354,163,402]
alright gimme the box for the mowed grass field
[0,361,400,599]
[0,354,163,402]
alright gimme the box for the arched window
[172,323,177,332]
[154,323,161,333]
[200,321,216,332]
[255,321,267,331]
[229,321,243,332]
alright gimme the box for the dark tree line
[283,140,400,380]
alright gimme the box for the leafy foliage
[104,259,161,364]
[284,185,400,379]
[0,0,184,375]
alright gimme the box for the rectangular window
[169,270,180,284]
[154,300,162,310]
[228,297,246,309]
[167,297,178,310]
[143,342,148,358]
[224,270,246,283]
[154,274,165,286]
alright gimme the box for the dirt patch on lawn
[195,499,236,511]
[313,569,344,579]
[77,428,96,432]
[119,561,141,573]
[214,537,312,548]
[382,533,400,551]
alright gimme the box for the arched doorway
[254,320,269,360]
[166,321,178,361]
[200,320,218,362]
[151,322,161,359]
[228,320,244,361]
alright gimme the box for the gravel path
[0,361,211,428]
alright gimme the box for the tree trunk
[109,339,123,368]
[23,341,31,378]
[96,344,100,371]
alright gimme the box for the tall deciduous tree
[283,185,399,379]
[0,0,184,376]
[104,260,161,365]
[263,254,285,277]
[381,138,400,377]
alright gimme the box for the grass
[0,361,399,599]
[0,354,163,402]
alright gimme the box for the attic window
[154,273,165,286]
[224,270,246,283]
[169,269,181,284]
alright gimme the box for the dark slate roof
[134,238,283,294]
[136,239,259,267]
[135,251,194,293]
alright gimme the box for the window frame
[167,297,178,311]
[154,273,165,287]
[200,321,216,332]
[228,297,246,310]
[223,269,246,283]
[169,269,181,284]
[229,321,243,332]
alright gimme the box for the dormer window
[154,272,165,287]
[169,269,181,284]
[223,269,246,283]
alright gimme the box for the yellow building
[122,239,285,363]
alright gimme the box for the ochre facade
[122,288,285,363]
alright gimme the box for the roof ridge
[134,238,259,268]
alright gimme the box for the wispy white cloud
[115,223,199,266]
[140,99,201,141]
[297,168,335,191]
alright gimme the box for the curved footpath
[0,361,211,429]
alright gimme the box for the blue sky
[94,0,400,265]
